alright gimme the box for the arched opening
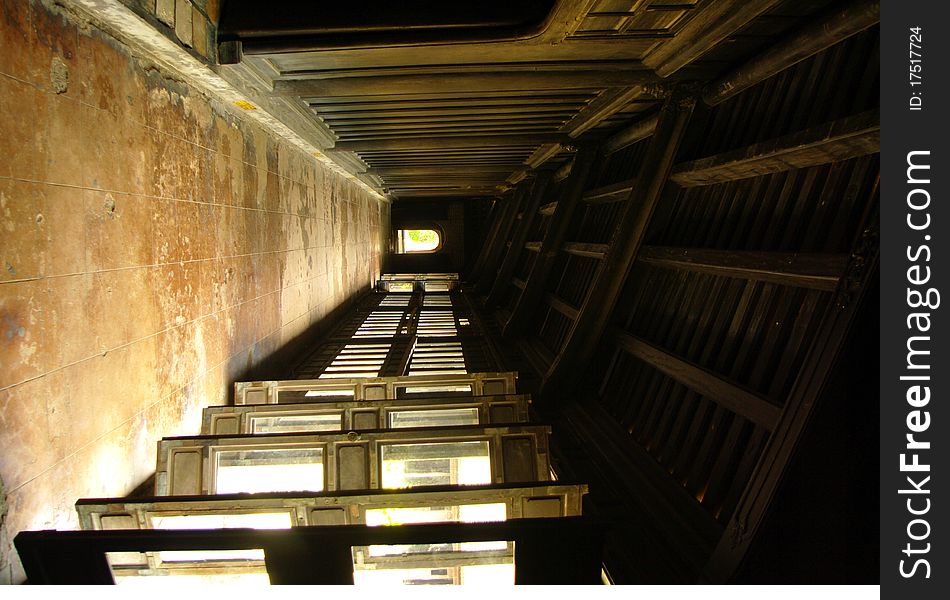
[396,228,442,254]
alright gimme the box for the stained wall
[0,0,387,582]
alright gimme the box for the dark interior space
[2,0,880,585]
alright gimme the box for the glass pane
[351,541,515,586]
[388,408,480,429]
[113,571,270,587]
[215,447,324,493]
[380,441,491,488]
[398,384,473,397]
[250,414,343,434]
[365,503,506,526]
[151,512,294,530]
[159,548,265,563]
[398,229,440,253]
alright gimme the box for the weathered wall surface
[0,0,386,582]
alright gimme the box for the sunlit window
[214,447,325,493]
[381,441,492,488]
[351,541,515,586]
[396,229,441,254]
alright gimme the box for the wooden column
[475,183,531,293]
[504,145,599,336]
[485,173,554,306]
[542,88,697,398]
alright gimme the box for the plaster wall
[0,0,386,582]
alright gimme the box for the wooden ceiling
[218,0,837,199]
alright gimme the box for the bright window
[396,229,441,253]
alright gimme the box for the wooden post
[504,145,599,337]
[485,173,554,306]
[542,88,697,399]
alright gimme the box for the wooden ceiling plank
[324,108,578,121]
[275,70,662,97]
[335,134,567,151]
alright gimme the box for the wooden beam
[643,0,784,78]
[545,294,579,321]
[335,134,567,152]
[704,0,880,105]
[538,202,558,217]
[612,332,780,430]
[475,184,532,293]
[486,174,554,307]
[563,242,609,260]
[583,178,636,204]
[603,114,659,155]
[505,146,599,336]
[638,247,848,290]
[670,110,880,187]
[542,88,696,399]
[525,143,565,169]
[553,159,574,182]
[560,85,657,138]
[275,71,662,98]
[524,241,542,253]
[703,216,879,582]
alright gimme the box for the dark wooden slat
[612,331,780,431]
[524,241,542,253]
[475,183,532,293]
[703,213,879,582]
[512,277,526,290]
[276,71,662,97]
[369,166,515,177]
[505,146,599,336]
[563,242,609,260]
[670,110,880,187]
[542,88,697,399]
[538,201,558,217]
[470,194,514,280]
[643,0,784,78]
[486,174,553,307]
[583,177,636,204]
[637,247,848,290]
[335,134,567,152]
[704,0,881,106]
